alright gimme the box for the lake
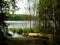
[4,21,35,37]
[5,21,35,29]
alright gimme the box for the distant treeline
[6,14,36,21]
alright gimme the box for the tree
[54,0,60,45]
[38,0,56,34]
[0,0,8,40]
[38,0,60,45]
[0,0,17,44]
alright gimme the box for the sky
[4,0,39,15]
[14,0,31,14]
[9,0,38,16]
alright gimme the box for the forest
[0,0,60,45]
[6,14,36,21]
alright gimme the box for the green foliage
[23,28,31,33]
[10,28,16,33]
[38,0,60,45]
[37,0,56,34]
[6,14,36,21]
[0,0,8,41]
[23,28,33,36]
[10,28,34,36]
[16,28,23,34]
[10,28,23,34]
[33,26,40,33]
[53,0,60,45]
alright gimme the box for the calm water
[5,21,34,28]
[8,30,24,38]
[5,21,35,37]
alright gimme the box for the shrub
[17,28,23,34]
[23,28,33,36]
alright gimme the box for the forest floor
[6,37,39,45]
[5,37,48,45]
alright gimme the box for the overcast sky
[14,0,30,14]
[5,0,38,15]
[10,0,39,16]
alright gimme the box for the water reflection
[5,21,34,28]
[5,21,34,38]
[8,30,24,38]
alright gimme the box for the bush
[10,28,16,33]
[23,28,33,33]
[33,27,40,33]
[9,28,34,36]
[10,28,23,34]
[16,28,23,34]
[23,28,33,36]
